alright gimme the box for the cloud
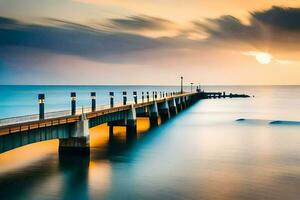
[0,16,165,61]
[251,6,300,30]
[195,6,300,51]
[104,15,175,31]
[275,59,297,65]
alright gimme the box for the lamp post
[71,92,76,115]
[146,92,149,102]
[91,92,96,112]
[133,91,137,104]
[190,83,194,93]
[38,94,45,120]
[180,76,183,94]
[110,92,114,108]
[123,91,127,105]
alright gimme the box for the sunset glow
[0,1,300,84]
[255,53,272,65]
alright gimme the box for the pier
[0,90,249,154]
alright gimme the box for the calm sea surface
[0,85,300,200]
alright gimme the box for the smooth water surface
[0,86,300,200]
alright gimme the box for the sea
[0,85,300,200]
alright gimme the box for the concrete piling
[168,98,177,116]
[126,105,137,136]
[149,101,159,127]
[176,97,183,112]
[158,99,170,122]
[59,113,90,155]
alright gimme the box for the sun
[255,52,272,64]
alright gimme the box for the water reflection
[58,154,90,200]
[0,117,153,200]
[1,94,300,199]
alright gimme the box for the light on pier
[123,91,127,105]
[147,92,149,102]
[110,92,114,108]
[91,92,96,112]
[38,94,45,120]
[133,91,137,104]
[190,83,194,92]
[71,92,76,115]
[181,76,183,94]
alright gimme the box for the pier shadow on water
[0,114,181,200]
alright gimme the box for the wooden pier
[0,90,249,154]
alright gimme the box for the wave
[269,120,300,125]
[236,118,300,126]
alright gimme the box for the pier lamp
[91,92,96,112]
[38,94,45,120]
[180,76,183,94]
[142,92,144,103]
[190,83,194,92]
[133,91,137,104]
[146,92,149,102]
[162,92,165,98]
[160,92,162,98]
[123,91,127,105]
[198,84,201,92]
[71,92,76,115]
[155,91,157,100]
[110,92,114,108]
[152,91,155,101]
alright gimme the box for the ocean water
[0,85,300,200]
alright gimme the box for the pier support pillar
[109,125,114,138]
[158,99,170,123]
[186,96,192,106]
[148,101,159,127]
[126,105,137,137]
[168,98,177,116]
[181,97,187,109]
[175,97,182,112]
[59,114,90,155]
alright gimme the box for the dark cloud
[195,6,300,50]
[195,15,256,40]
[105,15,175,31]
[0,16,165,60]
[251,6,300,30]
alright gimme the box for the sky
[0,0,300,85]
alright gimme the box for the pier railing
[0,91,180,127]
